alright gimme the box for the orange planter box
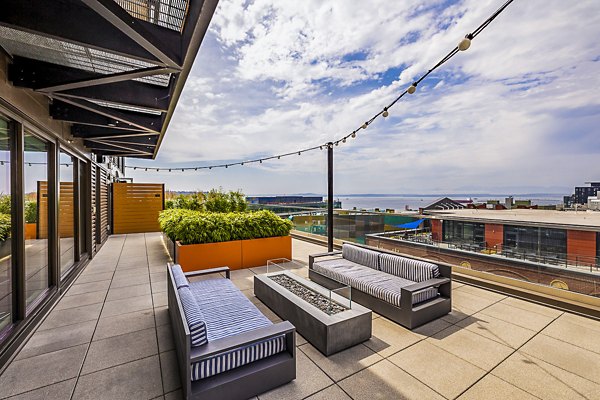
[176,240,242,272]
[241,236,292,268]
[175,235,292,272]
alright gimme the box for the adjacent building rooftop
[425,209,600,231]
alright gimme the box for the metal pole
[327,142,334,252]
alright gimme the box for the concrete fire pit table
[254,259,372,356]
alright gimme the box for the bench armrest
[190,321,295,362]
[309,251,342,268]
[402,277,451,293]
[184,266,230,279]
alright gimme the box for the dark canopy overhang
[0,0,219,159]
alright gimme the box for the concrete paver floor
[1,233,599,400]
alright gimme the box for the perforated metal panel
[0,26,170,87]
[115,0,189,32]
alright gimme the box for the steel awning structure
[0,0,219,158]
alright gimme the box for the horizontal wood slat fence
[112,182,164,234]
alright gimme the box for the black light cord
[126,0,516,173]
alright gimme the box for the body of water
[336,195,563,212]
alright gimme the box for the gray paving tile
[363,317,421,358]
[163,390,182,400]
[338,359,444,400]
[300,343,382,382]
[3,378,76,400]
[157,323,174,353]
[106,283,151,302]
[458,374,538,400]
[160,350,181,393]
[152,291,167,308]
[258,350,333,400]
[389,340,486,399]
[75,271,114,284]
[66,280,111,296]
[304,385,351,400]
[54,290,106,310]
[100,294,153,318]
[154,306,171,327]
[73,355,162,400]
[93,309,156,341]
[110,274,150,289]
[492,351,600,399]
[151,280,167,293]
[82,328,158,374]
[150,272,166,283]
[0,345,87,398]
[16,320,96,360]
[38,303,103,331]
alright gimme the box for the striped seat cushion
[189,278,273,341]
[191,335,286,381]
[313,259,438,306]
[177,287,207,346]
[378,253,440,282]
[342,244,380,269]
[188,278,286,381]
[170,264,189,289]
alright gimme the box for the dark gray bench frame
[167,264,296,400]
[308,245,451,329]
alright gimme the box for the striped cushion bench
[187,278,287,381]
[313,259,438,306]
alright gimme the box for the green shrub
[158,209,293,245]
[0,213,10,242]
[0,194,10,214]
[25,201,37,223]
[204,188,247,212]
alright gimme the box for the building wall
[431,219,442,241]
[567,230,597,263]
[485,223,504,249]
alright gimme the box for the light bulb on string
[351,131,356,138]
[361,122,368,129]
[407,83,417,94]
[298,152,301,156]
[458,33,473,51]
[342,138,346,143]
[382,108,389,118]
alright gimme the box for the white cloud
[136,0,600,195]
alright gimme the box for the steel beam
[9,57,172,111]
[50,97,163,133]
[71,125,152,137]
[83,140,154,155]
[82,0,182,68]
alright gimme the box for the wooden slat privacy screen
[99,169,110,243]
[112,183,164,234]
[37,181,75,239]
[90,165,97,254]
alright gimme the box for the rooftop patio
[1,233,599,400]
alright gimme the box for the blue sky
[127,0,600,196]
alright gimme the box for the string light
[124,0,515,173]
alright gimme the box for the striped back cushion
[342,244,379,269]
[378,253,440,283]
[177,286,208,347]
[171,264,189,289]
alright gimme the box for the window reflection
[59,151,75,277]
[0,118,12,332]
[24,132,49,308]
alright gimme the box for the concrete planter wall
[169,235,292,272]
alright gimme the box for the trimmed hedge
[0,213,10,242]
[159,208,293,245]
